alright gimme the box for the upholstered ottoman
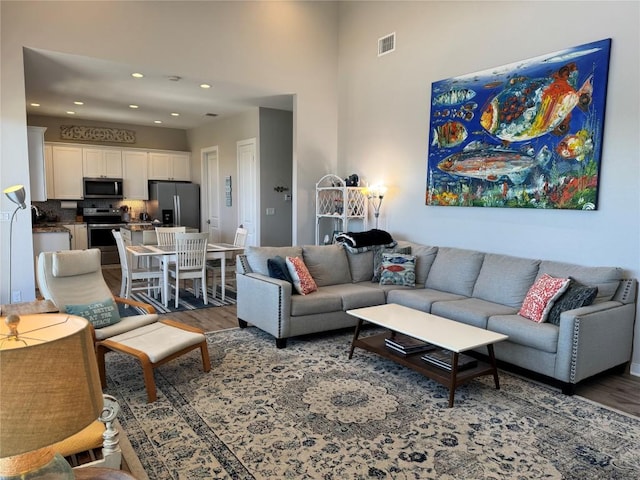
[96,319,210,402]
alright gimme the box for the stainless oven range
[83,207,125,265]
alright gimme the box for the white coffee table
[347,303,509,407]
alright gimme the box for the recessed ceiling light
[66,111,76,115]
[170,112,180,117]
[30,103,40,107]
[74,101,84,105]
[131,72,144,78]
[154,120,162,124]
[200,83,211,89]
[129,104,139,109]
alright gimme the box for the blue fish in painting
[437,141,551,185]
[433,88,476,106]
[480,63,593,142]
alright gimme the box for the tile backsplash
[32,199,148,222]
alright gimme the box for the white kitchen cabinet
[44,144,54,200]
[148,152,190,181]
[27,126,48,201]
[122,150,149,200]
[83,147,123,178]
[63,223,88,250]
[50,145,84,199]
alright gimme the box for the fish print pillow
[379,253,416,287]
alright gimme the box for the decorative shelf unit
[315,174,367,245]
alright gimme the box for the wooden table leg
[348,319,364,359]
[487,344,500,390]
[448,352,460,408]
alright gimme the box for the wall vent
[378,32,396,57]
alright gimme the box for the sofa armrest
[236,272,292,339]
[555,301,636,383]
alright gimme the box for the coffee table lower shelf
[350,332,499,408]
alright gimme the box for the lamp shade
[3,184,26,209]
[0,314,103,459]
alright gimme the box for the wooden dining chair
[206,227,248,292]
[155,226,186,246]
[113,230,163,302]
[168,232,210,308]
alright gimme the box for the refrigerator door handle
[174,195,181,226]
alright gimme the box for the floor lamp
[3,184,27,304]
[364,184,387,229]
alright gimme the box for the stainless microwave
[83,178,124,199]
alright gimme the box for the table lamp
[363,184,387,229]
[0,313,104,479]
[3,184,27,304]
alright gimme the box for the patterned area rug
[118,285,236,316]
[105,328,640,479]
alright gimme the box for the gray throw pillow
[547,279,598,326]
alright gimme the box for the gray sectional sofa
[236,242,637,393]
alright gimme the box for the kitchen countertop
[121,223,157,232]
[32,225,72,234]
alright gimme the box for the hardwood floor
[102,266,640,417]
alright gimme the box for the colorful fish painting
[426,39,610,210]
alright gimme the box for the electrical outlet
[0,212,11,222]
[11,290,22,303]
[266,208,275,216]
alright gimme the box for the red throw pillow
[519,274,570,323]
[286,256,318,295]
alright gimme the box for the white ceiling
[23,48,293,130]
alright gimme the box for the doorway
[201,146,220,242]
[237,138,257,246]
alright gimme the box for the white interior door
[237,138,258,246]
[202,146,221,242]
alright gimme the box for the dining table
[126,242,244,307]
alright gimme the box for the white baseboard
[630,361,640,377]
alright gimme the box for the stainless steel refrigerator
[148,181,200,230]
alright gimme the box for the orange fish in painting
[556,129,594,161]
[480,63,593,142]
[432,121,468,148]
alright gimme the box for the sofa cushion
[547,279,598,326]
[425,247,484,296]
[387,288,465,313]
[245,246,302,276]
[286,256,318,295]
[518,274,570,323]
[409,244,439,285]
[537,260,622,303]
[267,256,294,286]
[303,244,352,286]
[290,290,343,316]
[488,315,559,353]
[346,250,374,283]
[379,253,416,286]
[321,284,386,310]
[431,298,517,329]
[472,254,540,308]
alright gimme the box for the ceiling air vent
[378,32,396,57]
[205,113,218,117]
